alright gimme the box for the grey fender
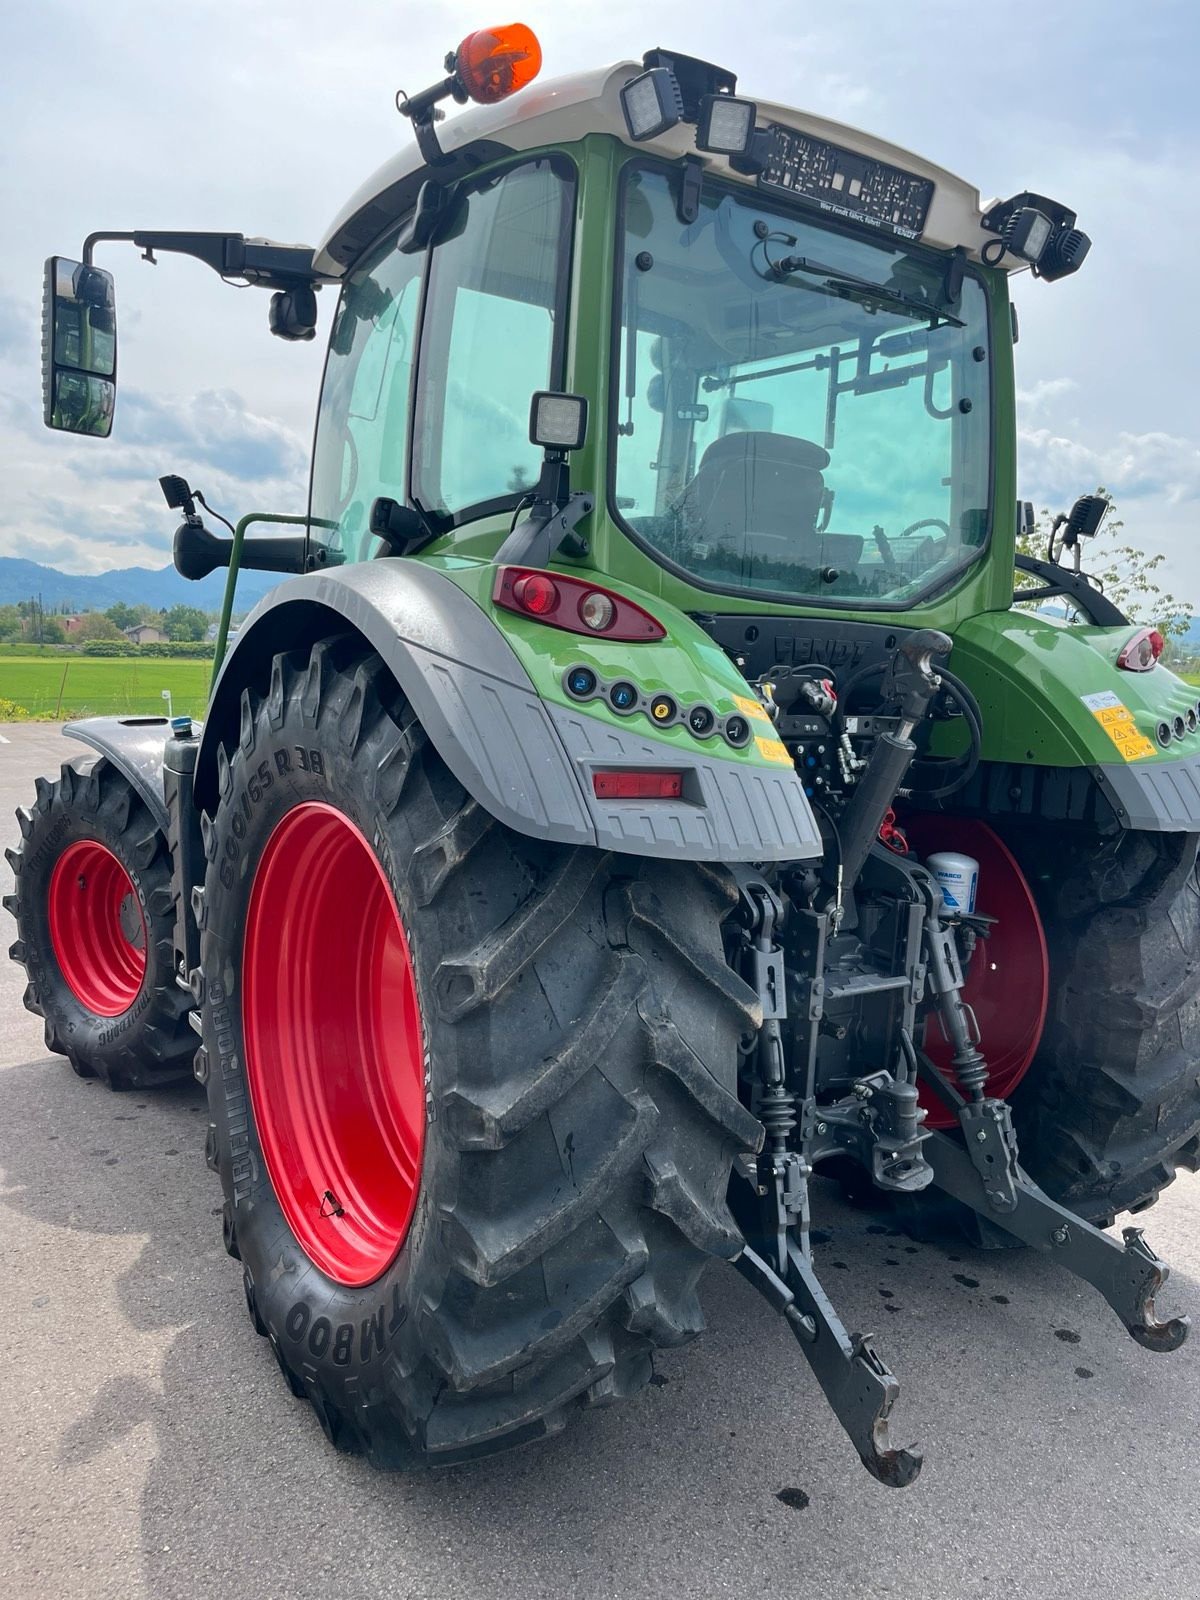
[63,715,181,834]
[194,561,823,863]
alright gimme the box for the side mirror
[42,257,117,436]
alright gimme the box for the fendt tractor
[9,28,1200,1485]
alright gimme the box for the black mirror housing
[269,286,318,341]
[42,256,118,435]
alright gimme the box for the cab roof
[314,61,1003,280]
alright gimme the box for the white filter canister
[926,851,979,915]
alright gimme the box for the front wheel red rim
[242,802,427,1287]
[47,839,147,1016]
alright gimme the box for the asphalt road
[2,719,1199,1600]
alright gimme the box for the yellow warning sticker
[733,693,772,724]
[1080,691,1158,762]
[755,734,794,766]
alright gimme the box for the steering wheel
[898,517,951,540]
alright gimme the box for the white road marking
[0,731,10,742]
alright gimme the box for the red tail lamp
[1116,626,1165,672]
[494,567,667,641]
[455,24,542,104]
[593,771,683,800]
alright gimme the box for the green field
[0,655,211,719]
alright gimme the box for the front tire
[5,756,193,1089]
[198,637,763,1465]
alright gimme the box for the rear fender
[194,563,822,863]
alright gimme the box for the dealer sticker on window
[1080,690,1158,762]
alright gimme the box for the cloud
[1019,425,1200,509]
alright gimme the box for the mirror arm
[82,231,329,289]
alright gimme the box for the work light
[696,93,757,155]
[620,67,684,141]
[982,191,1092,282]
[529,391,588,452]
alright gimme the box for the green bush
[82,640,133,656]
[140,641,215,658]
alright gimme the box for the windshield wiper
[772,253,964,329]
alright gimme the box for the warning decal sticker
[755,734,795,766]
[733,693,773,724]
[1080,691,1158,762]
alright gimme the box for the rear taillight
[592,770,684,800]
[493,567,666,641]
[1116,626,1165,672]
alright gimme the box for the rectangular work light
[696,93,758,156]
[529,390,588,452]
[620,67,684,141]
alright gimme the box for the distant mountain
[0,557,279,614]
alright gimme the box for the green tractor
[9,27,1200,1484]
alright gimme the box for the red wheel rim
[903,817,1049,1131]
[47,839,147,1016]
[242,802,426,1287]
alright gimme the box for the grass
[0,655,211,719]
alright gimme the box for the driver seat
[675,432,864,567]
[685,431,829,540]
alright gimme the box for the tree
[162,604,209,643]
[39,617,67,646]
[0,605,22,640]
[106,601,162,631]
[1016,489,1193,638]
[74,611,125,643]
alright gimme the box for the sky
[1,0,1197,600]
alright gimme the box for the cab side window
[310,238,422,564]
[412,158,572,520]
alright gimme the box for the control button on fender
[566,666,598,699]
[609,682,638,713]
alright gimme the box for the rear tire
[4,756,193,1089]
[198,637,762,1465]
[1006,823,1200,1225]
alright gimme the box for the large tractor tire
[5,756,193,1089]
[196,636,762,1466]
[1005,822,1200,1226]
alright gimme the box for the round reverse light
[579,590,616,631]
[609,681,638,713]
[512,572,559,616]
[566,666,597,699]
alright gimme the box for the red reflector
[512,572,559,615]
[592,771,683,800]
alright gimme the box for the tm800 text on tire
[196,636,764,1465]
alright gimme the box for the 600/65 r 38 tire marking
[242,801,426,1287]
[198,635,762,1466]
